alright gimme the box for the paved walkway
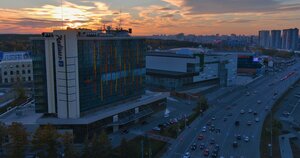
[279,133,296,158]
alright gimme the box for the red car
[203,148,209,156]
[198,134,204,140]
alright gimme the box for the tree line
[0,122,117,158]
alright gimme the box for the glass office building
[77,39,146,113]
[31,29,146,118]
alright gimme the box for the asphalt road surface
[163,61,300,158]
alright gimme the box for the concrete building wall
[146,55,198,73]
[52,30,80,119]
[0,60,33,84]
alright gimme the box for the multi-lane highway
[163,61,300,158]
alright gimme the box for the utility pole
[141,138,144,158]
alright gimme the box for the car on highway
[215,144,220,151]
[210,124,215,131]
[206,121,212,126]
[247,121,252,126]
[190,143,197,150]
[236,134,242,140]
[240,109,245,114]
[211,116,216,120]
[211,149,218,158]
[199,143,205,149]
[255,117,260,122]
[257,100,262,104]
[183,152,190,158]
[246,91,250,96]
[253,111,258,115]
[232,141,238,148]
[244,136,250,142]
[210,138,216,144]
[203,148,209,156]
[283,111,290,117]
[202,126,207,132]
[198,134,204,140]
[235,121,240,126]
[265,106,269,111]
[248,109,253,113]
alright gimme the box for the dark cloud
[217,19,256,24]
[157,7,173,11]
[168,0,300,14]
[4,18,91,28]
[161,14,174,18]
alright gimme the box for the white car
[202,126,207,132]
[244,136,250,142]
[248,109,253,113]
[183,152,190,158]
[152,127,161,131]
[265,106,269,111]
[240,109,245,114]
[247,121,252,126]
[255,117,260,122]
[257,100,262,104]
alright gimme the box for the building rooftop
[37,91,169,125]
[0,91,169,125]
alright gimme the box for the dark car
[210,138,215,144]
[236,134,241,140]
[190,143,197,151]
[200,143,205,149]
[203,149,209,156]
[211,149,219,158]
[215,144,220,151]
[235,121,240,126]
[198,134,204,140]
[233,141,238,148]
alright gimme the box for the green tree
[81,136,91,158]
[90,131,112,158]
[0,122,7,154]
[7,122,28,158]
[32,124,60,158]
[62,132,78,158]
[12,79,26,99]
[119,138,129,158]
[196,96,209,113]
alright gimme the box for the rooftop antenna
[61,0,64,29]
[118,9,122,30]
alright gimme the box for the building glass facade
[77,39,146,113]
[31,40,48,113]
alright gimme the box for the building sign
[56,35,64,67]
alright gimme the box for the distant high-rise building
[259,30,270,48]
[270,30,281,49]
[282,28,299,50]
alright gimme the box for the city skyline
[0,0,300,35]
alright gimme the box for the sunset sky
[0,0,300,35]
